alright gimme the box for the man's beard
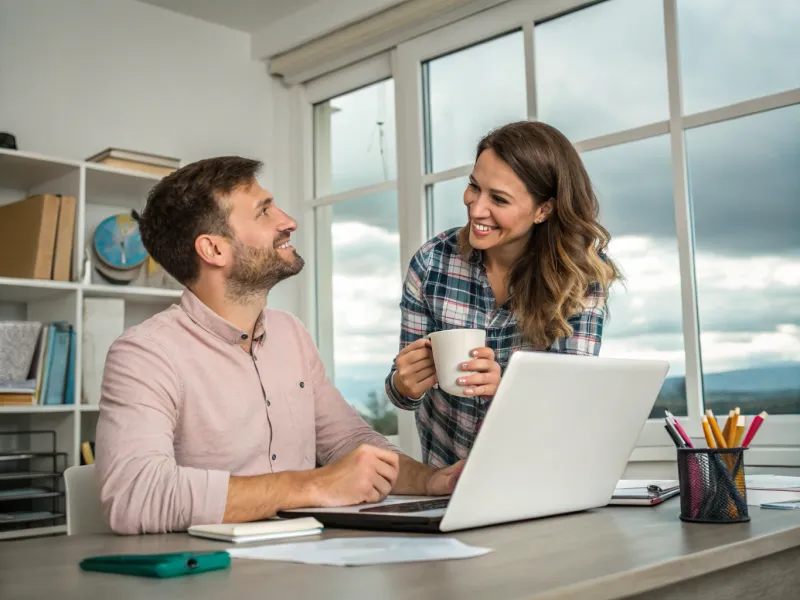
[225,236,305,301]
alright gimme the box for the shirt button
[241,333,248,340]
[299,381,305,388]
[272,454,277,460]
[266,400,271,407]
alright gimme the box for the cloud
[535,0,669,141]
[677,0,800,114]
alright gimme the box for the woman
[385,120,621,467]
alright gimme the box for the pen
[665,410,693,448]
[741,411,768,448]
[663,424,685,448]
[705,409,728,448]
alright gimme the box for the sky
[316,0,800,413]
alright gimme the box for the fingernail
[471,350,478,357]
[460,362,469,369]
[458,378,466,384]
[465,388,474,395]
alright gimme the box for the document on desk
[745,475,800,491]
[227,537,492,566]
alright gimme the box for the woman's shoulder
[415,227,463,261]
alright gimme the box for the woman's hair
[458,120,621,349]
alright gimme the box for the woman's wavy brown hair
[458,120,621,350]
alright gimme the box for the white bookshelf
[0,147,182,539]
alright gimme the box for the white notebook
[188,517,323,544]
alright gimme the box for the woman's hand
[393,338,438,399]
[458,347,501,397]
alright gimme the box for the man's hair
[138,156,262,285]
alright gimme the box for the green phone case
[79,551,231,578]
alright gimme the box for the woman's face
[463,148,551,255]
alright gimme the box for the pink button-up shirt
[95,290,396,534]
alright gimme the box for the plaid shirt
[385,228,606,467]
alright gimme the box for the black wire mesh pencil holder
[677,448,749,524]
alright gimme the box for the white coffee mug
[428,328,487,397]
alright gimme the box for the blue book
[35,325,56,404]
[43,322,71,405]
[63,328,76,405]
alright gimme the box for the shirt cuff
[195,469,231,525]
[386,369,425,408]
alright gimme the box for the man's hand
[426,460,465,496]
[311,444,399,507]
[393,338,437,399]
[458,347,501,397]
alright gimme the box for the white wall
[0,0,300,314]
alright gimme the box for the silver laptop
[279,351,669,533]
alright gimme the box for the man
[96,156,462,535]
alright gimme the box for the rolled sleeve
[386,248,435,411]
[95,334,230,534]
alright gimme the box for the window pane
[314,79,396,196]
[328,191,401,434]
[687,105,800,416]
[678,0,800,115]
[581,135,687,417]
[425,32,527,173]
[429,176,469,236]
[535,0,668,142]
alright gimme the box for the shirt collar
[180,289,266,345]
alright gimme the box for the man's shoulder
[263,308,310,339]
[111,304,185,353]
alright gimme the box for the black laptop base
[277,510,444,533]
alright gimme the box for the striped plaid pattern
[385,228,606,467]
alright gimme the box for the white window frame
[299,0,800,464]
[299,53,402,446]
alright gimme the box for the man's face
[222,181,304,299]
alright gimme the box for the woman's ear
[535,198,555,224]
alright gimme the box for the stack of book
[0,321,76,406]
[0,195,76,281]
[85,148,180,177]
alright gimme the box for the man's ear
[195,235,228,267]
[536,198,554,224]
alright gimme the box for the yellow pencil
[702,415,716,448]
[726,407,740,448]
[706,409,727,448]
[721,409,735,441]
[732,415,746,447]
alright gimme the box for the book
[85,148,180,175]
[0,194,60,279]
[188,517,324,544]
[609,480,680,506]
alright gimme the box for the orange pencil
[721,409,735,441]
[701,415,716,448]
[705,409,727,448]
[732,415,746,447]
[726,407,740,448]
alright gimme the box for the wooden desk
[1,504,799,600]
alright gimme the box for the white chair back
[64,464,110,535]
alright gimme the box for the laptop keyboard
[359,498,450,513]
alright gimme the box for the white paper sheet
[745,475,800,491]
[227,536,492,566]
[745,489,800,507]
[615,480,678,491]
